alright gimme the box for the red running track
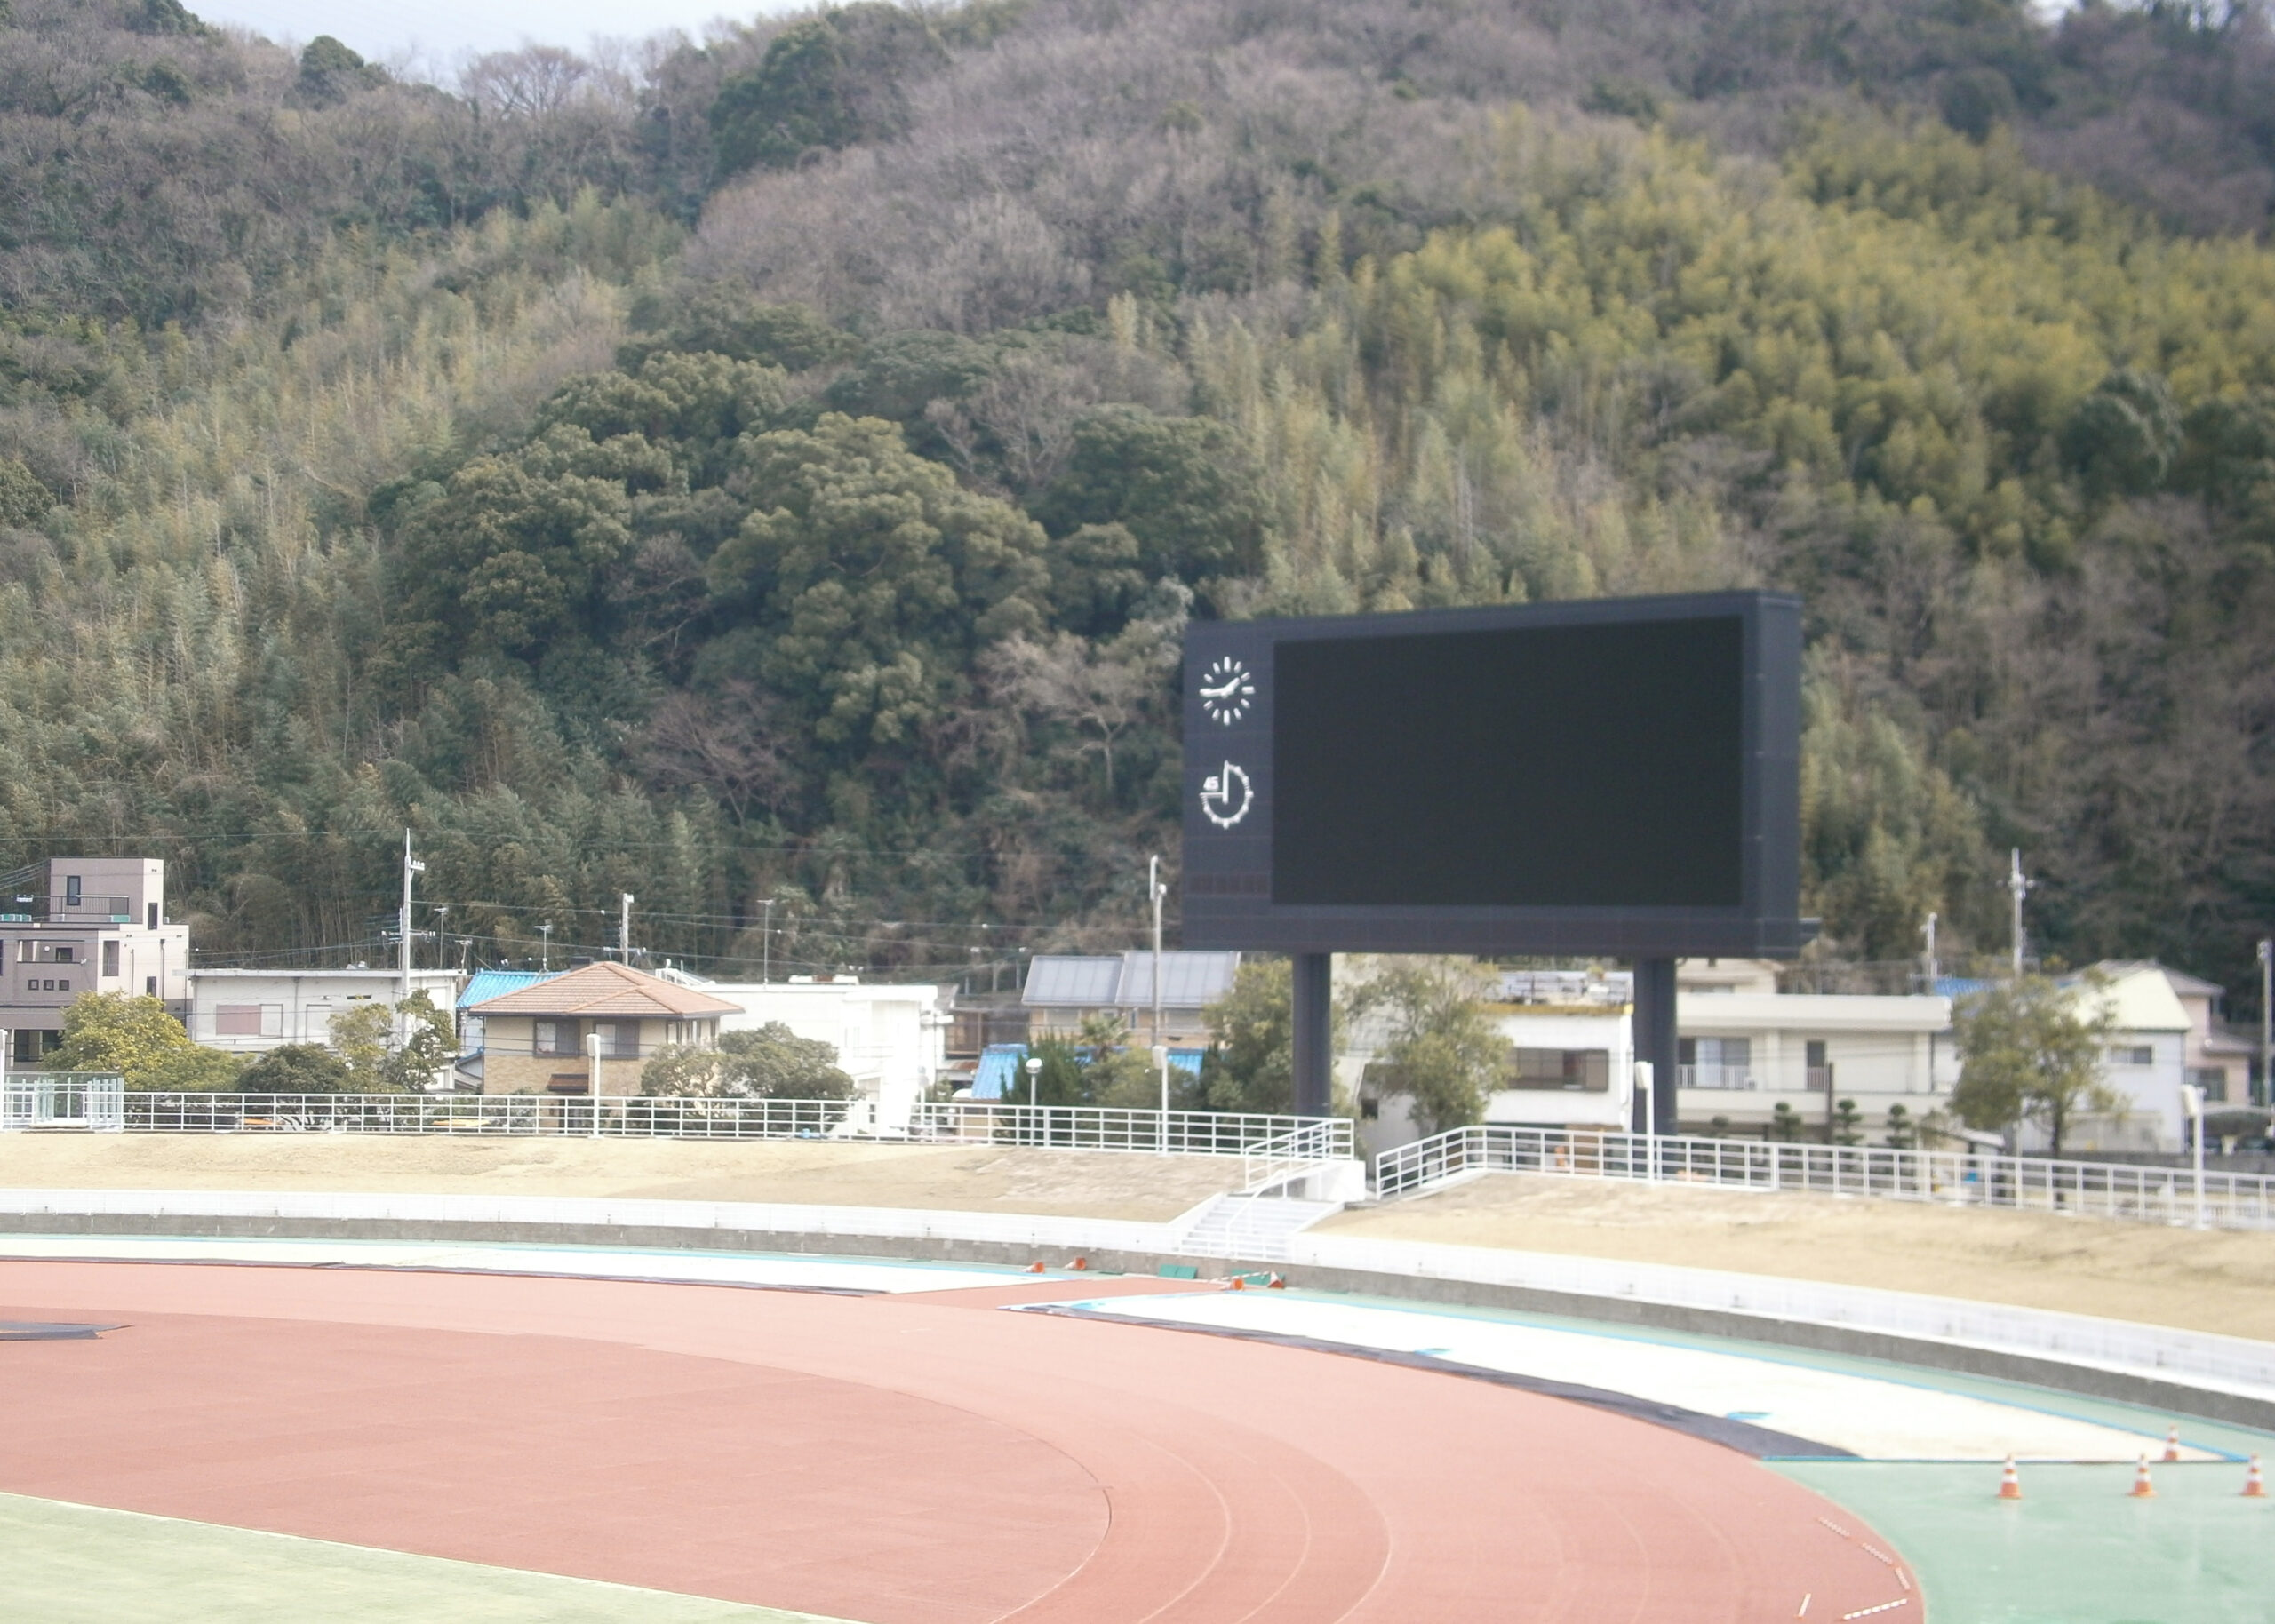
[1,1261,1914,1622]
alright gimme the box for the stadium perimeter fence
[39,1090,1353,1162]
[1375,1122,2275,1231]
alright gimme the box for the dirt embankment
[0,1135,1243,1223]
[1320,1173,2275,1341]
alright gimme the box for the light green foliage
[0,458,51,527]
[321,993,451,1092]
[135,1045,246,1092]
[1951,974,2122,1153]
[1800,667,1993,959]
[45,992,193,1084]
[1344,959,1504,1135]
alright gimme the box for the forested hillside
[2,0,2271,997]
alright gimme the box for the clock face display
[1198,656,1256,726]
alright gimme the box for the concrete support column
[1291,951,1333,1118]
[1632,957,1677,1135]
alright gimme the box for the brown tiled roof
[466,961,739,1019]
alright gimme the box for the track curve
[2,1260,1914,1621]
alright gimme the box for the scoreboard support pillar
[1632,957,1677,1136]
[1291,951,1333,1118]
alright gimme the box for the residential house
[188,967,463,1054]
[1022,952,1242,1048]
[0,858,189,1062]
[462,962,739,1095]
[2152,966,2261,1108]
[2058,963,2192,1153]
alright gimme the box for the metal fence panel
[1373,1124,2275,1231]
[99,1093,1355,1161]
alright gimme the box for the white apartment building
[1672,958,1954,1138]
[686,975,953,1129]
[187,967,465,1053]
[0,857,189,1062]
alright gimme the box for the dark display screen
[1272,617,1744,908]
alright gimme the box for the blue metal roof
[458,969,559,1010]
[971,1043,1028,1101]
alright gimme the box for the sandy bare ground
[1319,1173,2275,1341]
[0,1135,1246,1222]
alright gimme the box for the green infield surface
[1773,1460,2275,1624]
[0,1493,858,1624]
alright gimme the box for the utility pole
[2007,849,2031,980]
[759,898,776,984]
[2259,937,2271,1111]
[399,830,425,1007]
[537,923,551,972]
[1149,855,1169,1142]
[1921,911,1938,990]
[619,893,635,964]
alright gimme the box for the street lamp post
[1149,855,1169,1148]
[2183,1082,2207,1230]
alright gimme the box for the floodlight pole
[1921,911,1938,990]
[1291,952,1332,1117]
[619,893,635,964]
[1632,958,1677,1137]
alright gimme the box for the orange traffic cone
[1027,1261,1046,1273]
[1228,1275,1246,1290]
[1267,1273,1287,1288]
[1997,1456,2023,1501]
[2129,1454,2157,1499]
[1067,1257,1088,1270]
[2245,1455,2267,1499]
[2163,1426,2183,1463]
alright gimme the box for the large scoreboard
[1180,592,1807,959]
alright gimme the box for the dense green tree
[1034,406,1272,585]
[707,4,946,179]
[1199,960,1295,1115]
[1950,975,2122,1154]
[706,414,1048,746]
[1345,959,1503,1135]
[239,1044,354,1094]
[0,458,50,528]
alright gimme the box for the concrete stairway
[1175,1193,1343,1262]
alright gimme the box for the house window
[600,1021,640,1059]
[103,941,120,977]
[534,1020,580,1056]
[1505,1047,1611,1091]
[1680,1037,1753,1089]
[64,876,82,907]
[2189,1067,2229,1103]
[148,902,159,930]
[2109,1046,2154,1067]
[215,1006,266,1038]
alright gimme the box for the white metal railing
[2,1073,126,1132]
[1677,1064,1758,1091]
[89,1093,1353,1159]
[906,1103,1352,1159]
[1372,1123,2275,1231]
[1241,1118,1348,1192]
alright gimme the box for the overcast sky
[197,0,804,76]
